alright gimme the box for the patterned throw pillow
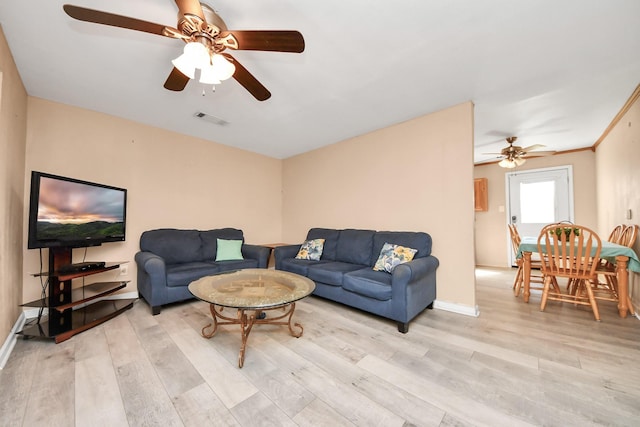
[373,243,417,273]
[295,238,325,261]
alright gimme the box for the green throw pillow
[215,238,244,261]
[373,242,417,273]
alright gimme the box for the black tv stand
[20,247,135,343]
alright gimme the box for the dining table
[517,236,640,318]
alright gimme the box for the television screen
[27,171,127,249]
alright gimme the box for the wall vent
[193,111,229,126]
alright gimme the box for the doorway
[506,166,574,265]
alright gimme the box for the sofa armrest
[391,255,440,301]
[392,256,439,286]
[134,251,168,313]
[390,255,439,324]
[242,244,271,268]
[273,244,302,269]
[135,251,167,286]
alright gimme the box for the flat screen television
[27,171,127,249]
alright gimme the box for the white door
[506,166,574,265]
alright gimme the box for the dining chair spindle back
[538,224,603,321]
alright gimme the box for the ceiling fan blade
[175,0,205,21]
[164,67,190,91]
[521,144,546,152]
[222,30,305,53]
[63,5,172,37]
[223,54,271,101]
[523,151,556,157]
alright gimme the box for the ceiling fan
[486,136,555,168]
[63,1,305,101]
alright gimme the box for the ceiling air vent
[193,112,229,126]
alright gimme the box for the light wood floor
[1,267,639,427]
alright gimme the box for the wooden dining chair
[591,224,638,309]
[620,224,639,246]
[568,224,625,294]
[608,224,626,245]
[538,224,603,320]
[508,224,545,296]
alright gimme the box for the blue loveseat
[274,228,439,332]
[135,228,270,314]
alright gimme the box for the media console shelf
[20,247,136,343]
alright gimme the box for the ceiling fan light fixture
[199,63,222,85]
[499,158,517,168]
[172,42,209,79]
[514,157,526,166]
[210,54,236,81]
[199,54,235,85]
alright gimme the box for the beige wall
[22,98,283,303]
[595,89,640,307]
[282,102,477,310]
[474,150,597,267]
[0,28,27,337]
[0,27,28,340]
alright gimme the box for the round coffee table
[188,268,315,367]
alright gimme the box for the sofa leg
[427,302,434,309]
[397,322,409,333]
[152,306,161,315]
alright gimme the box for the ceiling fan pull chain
[200,85,216,96]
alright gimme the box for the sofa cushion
[216,259,260,272]
[140,229,202,264]
[280,258,329,276]
[336,229,375,265]
[166,262,220,287]
[307,262,365,287]
[372,243,417,273]
[216,238,244,261]
[295,238,325,261]
[371,231,432,265]
[343,268,393,301]
[306,228,340,260]
[201,228,245,260]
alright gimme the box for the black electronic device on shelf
[58,261,106,274]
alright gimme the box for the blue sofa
[274,228,439,332]
[135,228,270,314]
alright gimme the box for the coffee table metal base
[201,303,303,368]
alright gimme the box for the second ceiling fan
[488,136,556,168]
[63,1,305,101]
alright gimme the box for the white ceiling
[1,0,639,162]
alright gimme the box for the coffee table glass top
[189,268,315,309]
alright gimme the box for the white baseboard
[0,312,27,370]
[0,291,139,370]
[433,300,480,317]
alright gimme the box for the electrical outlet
[119,265,128,276]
